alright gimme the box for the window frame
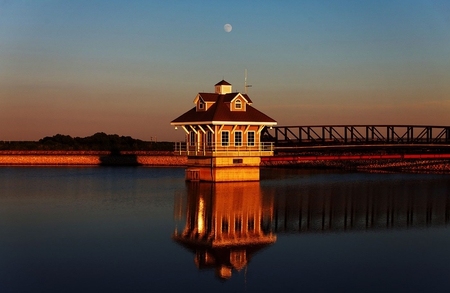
[222,217,229,233]
[221,131,229,146]
[247,131,255,146]
[235,99,242,109]
[235,217,242,233]
[234,131,242,147]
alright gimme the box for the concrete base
[185,156,261,182]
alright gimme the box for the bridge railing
[262,125,450,147]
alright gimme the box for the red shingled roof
[198,93,253,104]
[171,95,276,125]
[215,80,231,86]
[198,93,219,102]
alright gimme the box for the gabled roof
[223,93,252,104]
[215,80,231,86]
[171,95,276,125]
[197,93,220,103]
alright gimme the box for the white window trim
[235,130,242,147]
[221,131,229,146]
[247,131,255,146]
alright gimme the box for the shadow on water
[173,176,450,280]
[99,150,141,166]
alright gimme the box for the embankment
[261,158,450,173]
[2,151,449,173]
[0,151,187,166]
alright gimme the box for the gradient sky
[1,0,449,141]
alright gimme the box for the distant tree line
[0,132,173,151]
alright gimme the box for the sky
[1,0,449,141]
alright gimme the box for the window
[221,131,229,146]
[247,131,255,146]
[206,131,212,146]
[190,131,196,146]
[222,218,229,233]
[234,131,242,146]
[233,158,243,164]
[199,102,204,109]
[235,217,242,232]
[235,99,242,109]
[248,217,255,231]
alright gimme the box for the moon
[224,23,232,33]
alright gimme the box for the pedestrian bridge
[262,125,450,151]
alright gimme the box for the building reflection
[173,179,450,279]
[173,182,276,279]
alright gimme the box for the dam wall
[1,151,449,173]
[0,151,187,166]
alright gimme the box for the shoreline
[260,158,450,173]
[1,151,449,173]
[0,151,187,166]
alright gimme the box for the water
[1,167,449,292]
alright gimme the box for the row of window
[199,99,242,110]
[222,131,255,147]
[222,217,255,233]
[190,131,255,146]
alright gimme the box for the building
[170,80,277,181]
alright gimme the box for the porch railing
[173,142,274,156]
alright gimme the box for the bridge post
[387,126,391,143]
[298,127,302,143]
[365,127,369,143]
[275,127,278,143]
[408,127,413,144]
[427,127,432,144]
[351,126,356,143]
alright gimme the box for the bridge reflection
[173,179,450,279]
[268,182,450,233]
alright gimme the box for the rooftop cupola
[215,80,232,94]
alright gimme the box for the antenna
[244,69,252,94]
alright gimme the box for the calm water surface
[1,167,450,292]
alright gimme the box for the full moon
[224,23,232,33]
